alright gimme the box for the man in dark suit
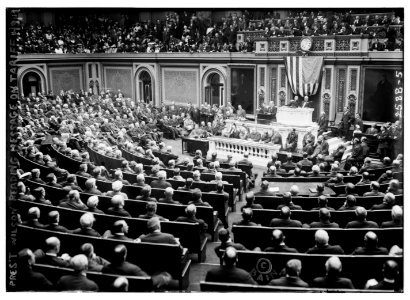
[254,181,276,197]
[312,256,354,289]
[233,208,260,227]
[352,231,388,255]
[45,210,71,233]
[158,187,181,205]
[22,207,46,229]
[214,229,248,258]
[309,185,331,199]
[308,208,340,228]
[105,220,133,241]
[56,254,99,291]
[150,170,172,189]
[34,237,71,268]
[59,190,88,211]
[345,206,379,228]
[339,105,353,138]
[381,205,403,228]
[277,192,302,210]
[138,201,168,221]
[268,259,309,287]
[270,206,302,228]
[175,204,208,233]
[298,152,313,168]
[102,244,149,276]
[72,212,101,237]
[363,181,385,197]
[368,260,399,291]
[106,195,132,217]
[241,191,263,210]
[282,153,297,170]
[17,248,53,291]
[318,112,328,136]
[263,229,298,253]
[370,193,396,210]
[205,247,257,284]
[337,195,358,211]
[285,128,298,153]
[306,229,345,254]
[137,217,180,245]
[188,189,212,207]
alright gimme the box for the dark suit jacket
[309,221,340,228]
[102,261,148,277]
[277,203,302,210]
[269,276,309,287]
[34,252,71,268]
[352,246,388,255]
[381,220,403,228]
[269,218,302,228]
[150,179,172,189]
[368,280,396,290]
[205,265,257,285]
[312,276,354,289]
[57,273,99,291]
[214,241,247,257]
[106,207,132,218]
[59,201,88,211]
[263,244,298,253]
[83,187,102,195]
[345,220,379,229]
[45,223,71,233]
[17,268,53,291]
[254,190,276,197]
[72,227,101,237]
[22,219,46,229]
[306,244,345,255]
[139,231,179,245]
[175,215,208,233]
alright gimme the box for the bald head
[319,208,331,221]
[391,205,403,222]
[280,206,291,219]
[45,237,61,253]
[286,259,302,277]
[113,276,129,292]
[364,231,378,248]
[315,229,329,246]
[70,254,88,272]
[325,256,342,276]
[355,206,367,220]
[186,204,197,216]
[223,247,238,267]
[272,229,284,244]
[383,260,399,280]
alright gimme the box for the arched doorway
[138,70,152,103]
[205,73,224,106]
[22,72,42,97]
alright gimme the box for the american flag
[284,56,324,97]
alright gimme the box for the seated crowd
[13,88,403,292]
[17,9,403,55]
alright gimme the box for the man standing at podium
[301,96,313,108]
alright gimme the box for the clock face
[300,38,312,51]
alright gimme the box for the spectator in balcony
[311,256,354,289]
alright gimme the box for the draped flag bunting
[284,56,324,97]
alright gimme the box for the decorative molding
[18,65,48,94]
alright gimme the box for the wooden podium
[276,106,315,126]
